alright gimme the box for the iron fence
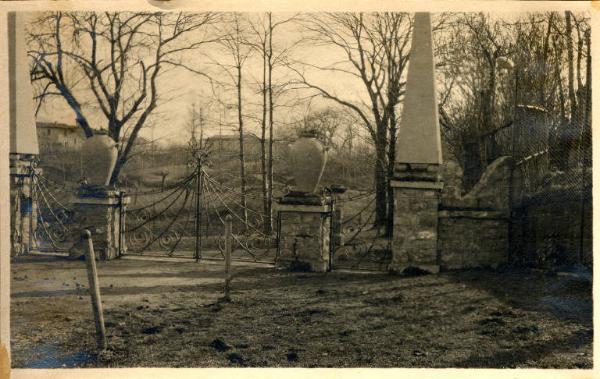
[122,162,277,264]
[482,104,592,267]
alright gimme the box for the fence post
[224,215,233,301]
[194,157,203,262]
[82,230,107,352]
[118,191,125,257]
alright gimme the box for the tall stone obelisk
[8,12,40,256]
[389,12,443,274]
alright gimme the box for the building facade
[37,122,86,154]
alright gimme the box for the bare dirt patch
[10,254,592,368]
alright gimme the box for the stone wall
[438,209,508,269]
[276,205,331,272]
[437,156,511,270]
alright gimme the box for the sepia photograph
[1,0,594,374]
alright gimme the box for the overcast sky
[33,12,372,146]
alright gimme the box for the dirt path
[10,254,592,368]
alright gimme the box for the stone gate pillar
[390,13,443,274]
[69,188,129,260]
[67,128,130,260]
[10,157,39,255]
[8,12,41,256]
[275,196,332,272]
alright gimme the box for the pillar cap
[274,203,331,213]
[390,180,443,190]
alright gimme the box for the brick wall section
[277,208,331,272]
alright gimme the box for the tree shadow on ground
[453,329,592,368]
[445,268,593,327]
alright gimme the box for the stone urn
[81,134,118,187]
[288,130,327,194]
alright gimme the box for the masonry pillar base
[68,188,129,260]
[275,197,331,273]
[390,178,443,275]
[10,154,39,256]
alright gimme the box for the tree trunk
[484,61,498,163]
[265,13,274,235]
[110,156,126,186]
[237,64,249,230]
[564,11,577,170]
[386,111,397,237]
[374,120,388,229]
[260,55,269,233]
[582,29,591,168]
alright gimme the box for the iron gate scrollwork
[123,163,277,264]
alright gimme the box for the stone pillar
[9,155,39,256]
[390,13,443,274]
[8,12,39,157]
[69,189,130,260]
[390,180,442,273]
[275,199,332,272]
[8,12,40,256]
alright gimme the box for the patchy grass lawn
[11,254,592,368]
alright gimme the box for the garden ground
[10,253,592,368]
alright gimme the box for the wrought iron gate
[123,160,277,264]
[329,190,392,271]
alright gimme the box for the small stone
[227,352,245,364]
[287,351,299,362]
[141,326,161,334]
[210,338,231,352]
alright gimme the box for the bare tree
[248,13,299,234]
[437,12,590,185]
[212,13,253,230]
[293,107,346,149]
[187,102,207,151]
[291,12,412,230]
[29,11,220,185]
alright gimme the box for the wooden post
[194,158,203,262]
[224,215,233,301]
[82,230,107,351]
